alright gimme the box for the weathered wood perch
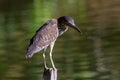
[43,68,57,80]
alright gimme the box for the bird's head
[58,16,82,33]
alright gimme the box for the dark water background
[0,0,120,80]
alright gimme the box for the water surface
[0,0,120,80]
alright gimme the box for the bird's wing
[26,19,59,58]
[30,19,59,48]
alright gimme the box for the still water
[0,0,120,80]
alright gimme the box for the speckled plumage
[26,19,59,58]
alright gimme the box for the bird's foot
[44,66,49,69]
[53,66,57,70]
[44,65,57,70]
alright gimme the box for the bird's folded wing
[31,19,59,48]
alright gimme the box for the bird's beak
[70,23,82,34]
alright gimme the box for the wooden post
[43,68,57,80]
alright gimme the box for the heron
[26,16,81,69]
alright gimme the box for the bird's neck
[58,23,68,36]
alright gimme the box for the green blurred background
[0,0,120,80]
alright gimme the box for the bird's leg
[43,47,48,69]
[50,41,56,69]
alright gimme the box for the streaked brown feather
[26,19,59,58]
[35,19,58,47]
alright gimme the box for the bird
[26,16,81,69]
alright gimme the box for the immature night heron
[26,16,81,69]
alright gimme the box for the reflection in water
[0,0,120,80]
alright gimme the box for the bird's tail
[26,52,34,59]
[26,44,42,59]
[26,44,36,59]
